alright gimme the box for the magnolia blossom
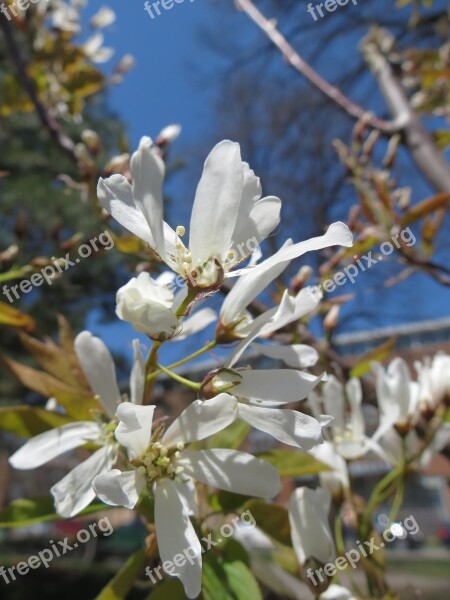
[98,138,352,290]
[217,231,352,342]
[415,353,450,412]
[116,271,216,340]
[92,397,280,598]
[289,487,335,574]
[9,331,144,518]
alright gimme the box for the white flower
[82,32,114,64]
[309,376,371,460]
[415,353,450,412]
[116,272,180,339]
[309,441,349,499]
[98,138,282,289]
[116,271,216,340]
[320,585,357,599]
[92,397,280,598]
[373,358,420,433]
[203,366,323,451]
[90,6,116,28]
[8,332,144,518]
[98,138,352,290]
[217,231,352,341]
[289,487,335,569]
[155,124,181,145]
[51,1,81,33]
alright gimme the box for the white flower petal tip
[74,330,121,418]
[289,487,335,568]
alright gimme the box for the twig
[0,19,78,163]
[235,0,402,134]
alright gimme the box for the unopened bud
[324,305,340,332]
[291,265,313,292]
[155,124,181,147]
[81,129,101,155]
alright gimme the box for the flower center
[133,441,185,483]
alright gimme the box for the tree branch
[236,0,450,193]
[0,19,78,163]
[361,28,450,193]
[235,0,403,134]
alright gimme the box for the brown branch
[361,28,450,193]
[0,19,78,163]
[236,0,450,193]
[235,0,402,134]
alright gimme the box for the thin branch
[0,19,78,163]
[361,28,450,193]
[235,0,403,134]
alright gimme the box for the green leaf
[256,449,330,477]
[0,406,73,438]
[350,337,397,378]
[202,555,263,600]
[0,496,109,528]
[95,549,147,600]
[145,578,185,599]
[243,500,291,546]
[206,420,249,450]
[208,490,251,513]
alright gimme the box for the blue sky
[80,0,450,363]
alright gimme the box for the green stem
[156,363,202,391]
[147,340,216,382]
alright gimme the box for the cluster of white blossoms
[13,136,448,598]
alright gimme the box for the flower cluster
[8,137,450,598]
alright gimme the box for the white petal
[97,175,155,245]
[9,422,101,470]
[320,584,357,600]
[130,340,145,405]
[189,141,243,265]
[238,404,322,450]
[162,394,237,447]
[220,239,292,327]
[234,369,321,406]
[74,331,121,418]
[154,479,202,599]
[178,449,280,498]
[130,137,167,258]
[346,378,365,438]
[258,222,353,270]
[289,487,335,566]
[173,308,217,342]
[93,468,145,509]
[173,478,197,516]
[309,442,349,496]
[226,287,321,368]
[115,403,155,458]
[323,376,345,434]
[51,445,116,518]
[252,343,319,368]
[231,196,282,256]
